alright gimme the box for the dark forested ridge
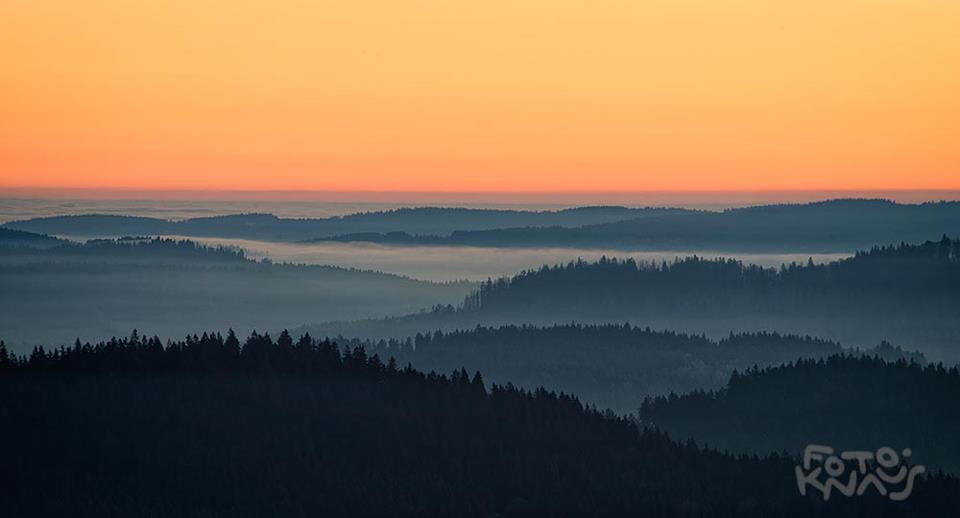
[333,324,922,412]
[313,199,960,252]
[1,205,681,241]
[0,237,472,351]
[1,333,957,517]
[299,237,960,359]
[463,236,960,316]
[640,355,960,474]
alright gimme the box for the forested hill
[0,235,249,263]
[2,333,957,517]
[314,199,960,252]
[1,205,680,241]
[463,236,960,317]
[0,227,64,248]
[298,237,960,359]
[640,354,960,474]
[334,324,923,412]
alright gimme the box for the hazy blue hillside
[331,324,921,412]
[2,206,680,241]
[318,199,960,252]
[297,237,960,360]
[0,227,66,248]
[0,235,249,264]
[0,237,473,351]
[640,354,960,473]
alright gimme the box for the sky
[1,1,958,194]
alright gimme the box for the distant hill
[298,237,960,360]
[640,354,960,473]
[0,227,65,248]
[2,206,681,241]
[0,235,249,264]
[2,332,957,516]
[10,199,959,252]
[0,237,472,351]
[333,324,922,412]
[317,199,960,252]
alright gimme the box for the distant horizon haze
[3,187,959,206]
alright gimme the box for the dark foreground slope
[641,355,960,473]
[1,334,957,517]
[0,237,471,351]
[335,324,921,412]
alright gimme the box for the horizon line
[3,187,960,205]
[5,187,960,195]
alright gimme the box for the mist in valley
[0,238,473,351]
[168,236,850,282]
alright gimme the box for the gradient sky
[1,1,958,193]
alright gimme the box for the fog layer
[169,236,849,282]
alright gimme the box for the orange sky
[1,0,958,193]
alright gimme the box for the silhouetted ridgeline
[1,206,677,241]
[0,237,472,351]
[313,199,960,252]
[334,324,923,412]
[640,355,960,474]
[1,334,957,517]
